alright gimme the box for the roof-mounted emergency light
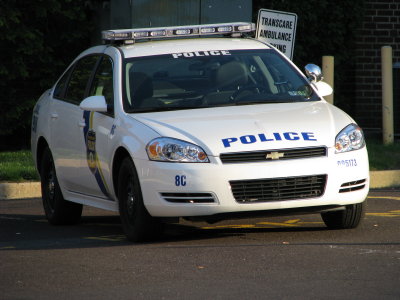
[102,22,255,44]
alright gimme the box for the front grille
[339,179,366,193]
[161,192,215,203]
[230,174,327,203]
[220,147,327,163]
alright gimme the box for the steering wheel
[230,84,270,101]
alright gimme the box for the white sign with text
[256,9,297,60]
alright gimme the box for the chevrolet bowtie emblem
[266,152,284,160]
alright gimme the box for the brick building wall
[354,0,400,137]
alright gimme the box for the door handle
[50,113,58,119]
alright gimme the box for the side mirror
[79,95,108,112]
[305,64,323,82]
[313,81,333,97]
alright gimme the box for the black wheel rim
[44,159,56,213]
[126,175,137,220]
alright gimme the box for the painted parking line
[257,221,299,227]
[0,246,16,250]
[368,196,400,201]
[201,219,324,230]
[201,207,400,230]
[84,235,126,242]
[201,224,258,230]
[366,210,400,217]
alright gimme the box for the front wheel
[40,147,82,225]
[118,157,163,242]
[321,202,365,229]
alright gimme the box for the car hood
[131,102,353,156]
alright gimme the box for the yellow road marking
[226,224,256,228]
[200,207,400,231]
[84,235,126,242]
[257,221,299,227]
[297,221,324,224]
[201,224,258,230]
[366,210,400,217]
[285,219,300,224]
[368,196,400,201]
[0,246,16,250]
[201,219,326,230]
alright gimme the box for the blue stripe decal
[83,111,111,199]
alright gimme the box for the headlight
[335,124,365,153]
[146,137,209,163]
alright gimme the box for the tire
[118,157,164,242]
[321,202,365,229]
[40,147,82,225]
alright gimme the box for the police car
[31,22,369,241]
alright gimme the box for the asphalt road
[1,190,399,299]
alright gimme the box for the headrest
[216,61,248,88]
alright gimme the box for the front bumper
[135,147,369,217]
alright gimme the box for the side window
[53,67,73,99]
[89,57,114,106]
[64,55,99,104]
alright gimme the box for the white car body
[31,23,369,238]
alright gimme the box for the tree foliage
[0,0,95,149]
[254,0,365,113]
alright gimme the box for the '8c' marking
[175,175,187,186]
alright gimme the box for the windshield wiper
[235,100,289,105]
[233,94,316,105]
[126,106,204,113]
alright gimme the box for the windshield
[123,49,320,113]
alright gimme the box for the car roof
[116,37,271,58]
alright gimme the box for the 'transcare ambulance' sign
[256,9,297,60]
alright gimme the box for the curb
[0,182,41,200]
[1,170,399,200]
[369,170,400,189]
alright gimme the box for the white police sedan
[31,23,369,241]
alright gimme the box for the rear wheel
[118,157,163,242]
[40,147,82,225]
[321,202,365,229]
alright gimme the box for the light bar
[200,27,215,34]
[217,26,233,32]
[102,22,255,43]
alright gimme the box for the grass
[0,141,399,181]
[0,151,39,182]
[366,140,400,171]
